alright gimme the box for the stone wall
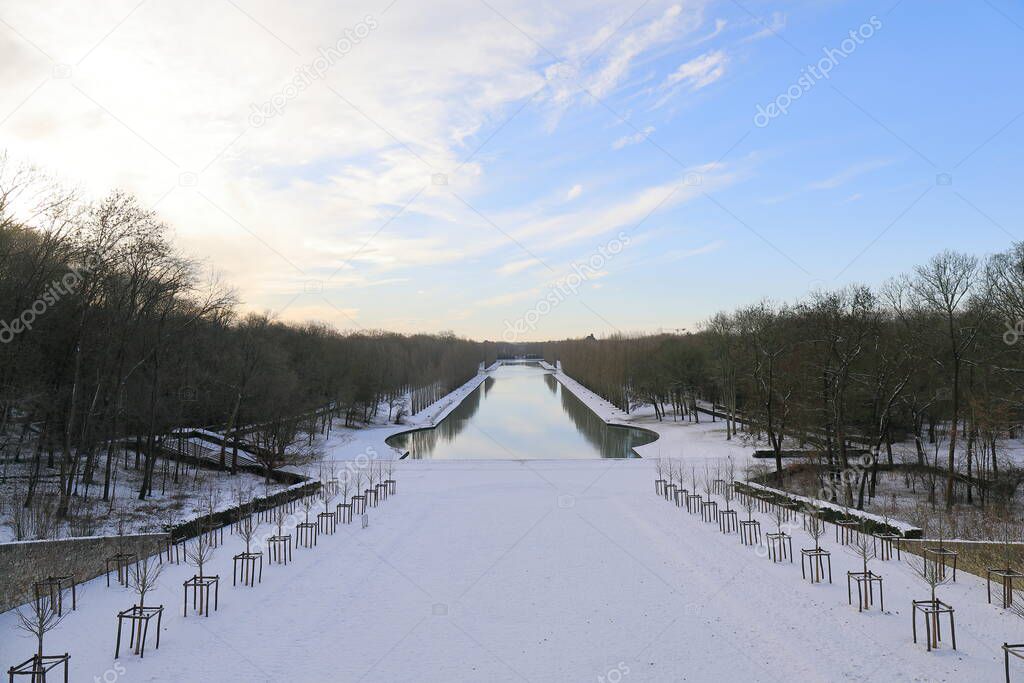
[0,533,167,613]
[900,539,1024,581]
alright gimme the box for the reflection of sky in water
[390,364,656,459]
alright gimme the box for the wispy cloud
[694,18,727,45]
[498,258,542,276]
[612,126,655,150]
[651,50,727,109]
[566,183,583,200]
[665,50,728,89]
[543,2,710,126]
[741,11,787,43]
[807,159,896,190]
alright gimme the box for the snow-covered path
[3,458,1019,682]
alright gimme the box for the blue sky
[2,0,1022,340]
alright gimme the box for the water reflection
[388,363,656,459]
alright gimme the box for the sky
[1,0,1022,342]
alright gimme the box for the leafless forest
[0,158,502,537]
[541,245,1024,519]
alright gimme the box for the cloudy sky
[2,0,1022,340]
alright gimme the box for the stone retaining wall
[0,533,167,613]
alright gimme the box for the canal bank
[549,365,751,464]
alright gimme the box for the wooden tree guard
[205,525,225,548]
[674,488,688,507]
[925,547,958,582]
[105,553,139,587]
[664,483,677,502]
[385,479,397,495]
[835,520,859,545]
[318,511,337,535]
[912,599,956,652]
[296,522,319,548]
[164,537,187,564]
[767,532,792,563]
[1004,643,1024,683]
[801,548,832,584]
[877,533,901,561]
[233,551,263,586]
[739,520,761,546]
[719,509,738,534]
[654,479,667,495]
[364,488,378,508]
[268,535,292,565]
[115,605,164,657]
[164,537,177,563]
[376,482,388,502]
[351,495,366,515]
[7,654,69,683]
[33,576,76,615]
[987,568,1024,609]
[686,493,703,515]
[701,500,719,523]
[712,479,727,495]
[847,571,884,612]
[183,575,219,617]
[336,502,353,524]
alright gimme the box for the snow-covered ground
[3,364,1018,681]
[1,458,1018,681]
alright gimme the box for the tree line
[540,246,1024,511]
[0,158,501,512]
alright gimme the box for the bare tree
[847,522,878,576]
[722,457,736,511]
[184,524,216,577]
[888,251,988,509]
[740,483,757,522]
[805,507,826,551]
[234,487,260,555]
[320,478,336,515]
[339,471,352,507]
[273,504,289,537]
[127,555,164,608]
[772,499,789,535]
[15,596,65,659]
[905,549,951,604]
[300,493,315,523]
